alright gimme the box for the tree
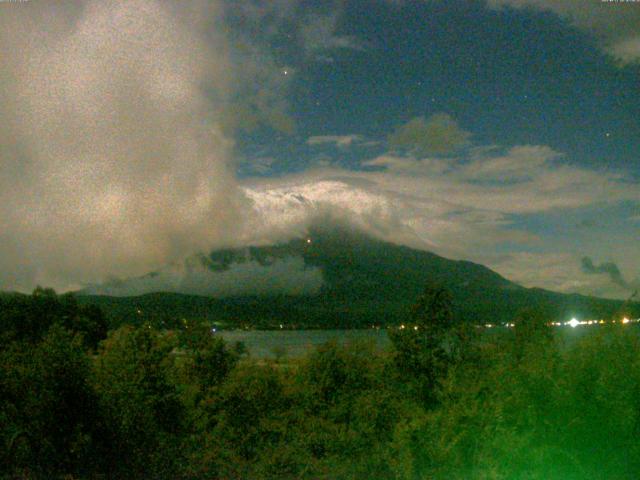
[188,364,288,479]
[181,323,239,392]
[0,325,100,478]
[0,288,107,350]
[389,284,459,404]
[92,326,184,478]
[512,306,554,359]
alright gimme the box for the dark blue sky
[237,0,639,176]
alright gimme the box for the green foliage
[0,287,107,349]
[186,340,413,479]
[4,288,640,478]
[92,325,185,478]
[389,285,460,404]
[410,285,455,331]
[0,325,100,478]
[187,363,291,479]
[513,306,554,359]
[389,326,640,480]
[294,341,410,479]
[179,322,239,391]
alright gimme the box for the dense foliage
[2,288,640,479]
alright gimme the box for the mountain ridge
[74,224,637,329]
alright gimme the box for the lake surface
[217,329,391,358]
[217,324,640,358]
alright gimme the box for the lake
[216,329,391,358]
[216,324,640,358]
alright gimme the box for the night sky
[0,0,638,298]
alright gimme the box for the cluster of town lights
[397,324,420,331]
[481,317,639,329]
[389,318,639,331]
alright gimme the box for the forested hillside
[79,226,635,329]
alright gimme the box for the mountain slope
[77,225,634,328]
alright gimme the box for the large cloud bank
[0,1,246,291]
[242,143,639,299]
[82,256,323,297]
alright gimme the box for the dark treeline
[2,287,640,479]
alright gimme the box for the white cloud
[0,0,300,292]
[363,155,452,175]
[239,157,277,176]
[241,175,420,248]
[307,135,366,148]
[300,12,365,59]
[221,45,296,135]
[358,146,637,216]
[82,256,323,297]
[609,35,640,64]
[462,145,561,181]
[240,144,639,298]
[388,114,471,155]
[487,252,626,298]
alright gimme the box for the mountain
[75,224,636,329]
